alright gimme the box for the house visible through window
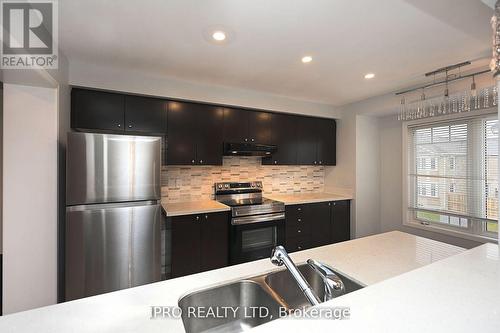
[407,113,498,240]
[449,157,455,170]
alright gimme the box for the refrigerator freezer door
[66,132,161,205]
[65,201,162,301]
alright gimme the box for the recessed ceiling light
[212,31,226,41]
[301,56,313,63]
[364,73,375,79]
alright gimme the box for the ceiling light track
[395,68,490,96]
[424,61,471,77]
[396,60,497,121]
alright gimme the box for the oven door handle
[231,212,285,225]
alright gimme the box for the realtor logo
[1,0,58,68]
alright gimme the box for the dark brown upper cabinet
[297,117,336,166]
[124,95,167,134]
[316,119,336,165]
[296,117,318,165]
[71,88,125,132]
[223,108,272,144]
[71,88,167,135]
[248,111,272,144]
[262,113,297,165]
[167,101,224,165]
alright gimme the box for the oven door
[230,212,285,265]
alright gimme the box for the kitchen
[0,0,499,332]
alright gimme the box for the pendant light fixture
[470,75,477,97]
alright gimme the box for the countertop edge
[165,206,231,217]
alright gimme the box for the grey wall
[68,60,340,119]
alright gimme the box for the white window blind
[407,113,498,240]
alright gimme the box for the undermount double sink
[178,263,364,333]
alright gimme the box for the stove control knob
[251,183,256,188]
[217,184,223,189]
[224,184,229,189]
[256,183,261,188]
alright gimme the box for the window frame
[402,108,498,243]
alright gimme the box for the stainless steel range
[215,182,285,264]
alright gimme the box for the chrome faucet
[270,246,346,306]
[307,259,345,301]
[270,246,321,305]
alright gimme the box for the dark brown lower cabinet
[285,200,350,253]
[171,212,229,278]
[331,200,351,243]
[309,202,332,247]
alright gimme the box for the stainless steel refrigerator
[65,132,162,301]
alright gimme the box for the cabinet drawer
[286,236,311,253]
[285,204,305,219]
[285,219,311,238]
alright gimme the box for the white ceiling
[60,0,493,107]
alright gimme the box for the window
[406,113,498,241]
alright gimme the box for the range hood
[223,142,277,157]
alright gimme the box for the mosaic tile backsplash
[161,157,325,203]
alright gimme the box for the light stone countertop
[161,191,353,217]
[161,200,230,217]
[253,241,500,333]
[0,231,472,333]
[266,192,353,205]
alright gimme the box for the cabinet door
[308,202,332,247]
[166,101,198,165]
[71,89,125,132]
[316,119,336,166]
[296,117,318,165]
[171,215,201,278]
[223,108,249,143]
[200,212,229,272]
[263,113,297,165]
[248,111,272,144]
[196,105,224,165]
[331,200,351,243]
[124,96,167,134]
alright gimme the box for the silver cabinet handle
[298,246,302,250]
[298,218,302,222]
[314,161,317,165]
[205,215,208,220]
[328,202,331,206]
[128,125,132,128]
[274,160,278,164]
[319,161,322,165]
[199,160,203,164]
[244,138,248,142]
[297,229,302,233]
[117,124,121,128]
[195,216,200,221]
[297,207,302,211]
[191,159,195,164]
[251,138,255,142]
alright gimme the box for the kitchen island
[1,231,497,333]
